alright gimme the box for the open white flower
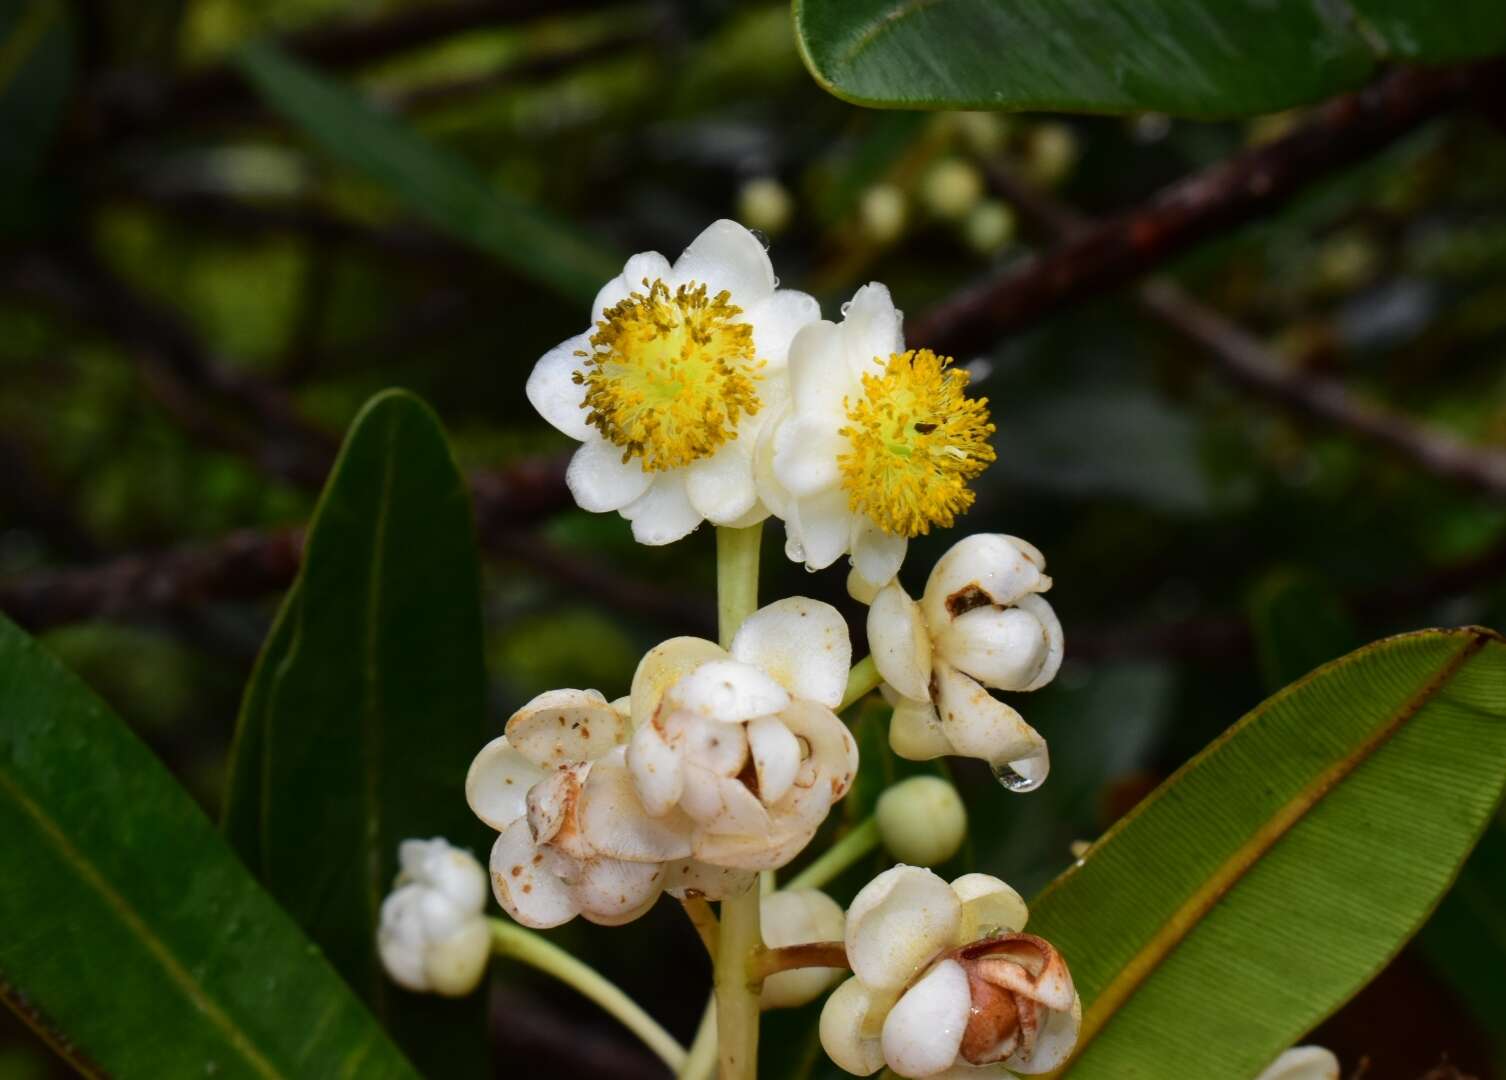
[867,534,1062,786]
[759,283,996,596]
[1255,1047,1341,1080]
[820,866,1079,1079]
[466,689,694,929]
[761,888,848,1009]
[377,838,491,997]
[527,219,820,545]
[626,597,859,870]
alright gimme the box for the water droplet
[771,275,780,288]
[992,748,1049,793]
[748,228,771,250]
[840,301,852,316]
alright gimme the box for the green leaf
[792,0,1506,117]
[222,390,490,1076]
[1028,627,1506,1078]
[0,614,419,1079]
[1247,568,1359,693]
[233,40,622,304]
[0,0,73,195]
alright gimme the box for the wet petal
[787,319,852,416]
[851,522,907,593]
[566,437,652,513]
[731,596,852,708]
[881,959,970,1078]
[868,582,933,702]
[745,289,822,370]
[933,662,1046,767]
[672,219,776,303]
[839,283,905,378]
[794,489,857,571]
[465,735,545,831]
[846,865,962,991]
[525,332,593,441]
[621,473,704,546]
[489,819,578,929]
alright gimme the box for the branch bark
[911,61,1506,357]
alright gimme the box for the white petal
[566,437,652,513]
[1254,1047,1342,1080]
[573,857,665,926]
[506,688,629,768]
[747,715,801,805]
[731,596,852,708]
[466,736,545,831]
[629,636,727,729]
[881,959,970,1078]
[745,289,822,370]
[626,720,684,818]
[525,332,593,441]
[668,711,751,776]
[1015,595,1064,692]
[788,319,855,416]
[620,473,704,546]
[377,886,430,991]
[668,659,791,723]
[753,402,794,521]
[794,490,857,571]
[685,439,759,524]
[671,219,775,303]
[839,283,904,377]
[933,662,1046,767]
[489,819,578,929]
[525,762,587,845]
[845,866,962,992]
[592,250,673,320]
[851,523,907,593]
[847,565,883,605]
[887,693,954,762]
[868,582,933,703]
[952,874,1030,939]
[777,699,859,810]
[761,888,847,1009]
[922,535,1049,630]
[684,766,768,835]
[577,754,694,861]
[772,414,847,498]
[662,859,757,901]
[424,917,491,997]
[936,606,1049,693]
[820,977,888,1076]
[1004,993,1081,1075]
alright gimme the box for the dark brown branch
[912,61,1506,357]
[752,942,850,980]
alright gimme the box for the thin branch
[750,942,849,981]
[679,897,719,962]
[911,60,1506,357]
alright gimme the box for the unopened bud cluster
[377,838,491,997]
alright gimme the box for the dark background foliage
[1,1,1504,1077]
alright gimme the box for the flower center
[574,278,763,472]
[837,349,996,537]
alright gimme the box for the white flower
[377,838,491,997]
[761,888,848,1009]
[867,534,1062,784]
[1255,1047,1341,1080]
[820,867,1078,1079]
[527,219,820,545]
[759,283,996,597]
[466,689,694,929]
[626,597,859,870]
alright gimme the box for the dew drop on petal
[991,747,1049,793]
[749,228,771,250]
[840,300,852,316]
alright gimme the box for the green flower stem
[678,1000,717,1080]
[489,919,687,1072]
[840,655,882,711]
[784,817,881,891]
[714,523,764,1080]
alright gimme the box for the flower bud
[921,158,984,222]
[1256,1046,1341,1080]
[760,888,847,1009]
[378,838,491,997]
[859,183,907,245]
[1022,122,1078,189]
[963,200,1016,256]
[738,177,794,237]
[876,776,967,867]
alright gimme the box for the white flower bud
[737,177,794,236]
[761,889,847,1009]
[963,200,1017,256]
[1023,122,1078,189]
[859,184,908,245]
[377,838,491,997]
[1256,1047,1341,1080]
[921,159,984,222]
[876,777,967,867]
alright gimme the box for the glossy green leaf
[793,0,1506,117]
[234,40,621,304]
[1029,628,1506,1078]
[222,390,489,1076]
[0,614,420,1079]
[0,0,72,194]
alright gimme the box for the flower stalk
[489,919,687,1072]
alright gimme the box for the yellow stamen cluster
[838,349,996,537]
[574,278,763,472]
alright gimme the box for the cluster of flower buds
[820,866,1079,1079]
[465,598,858,927]
[377,838,491,997]
[868,534,1062,784]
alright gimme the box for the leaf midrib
[1055,629,1491,1074]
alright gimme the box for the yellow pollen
[838,349,996,537]
[573,278,763,471]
